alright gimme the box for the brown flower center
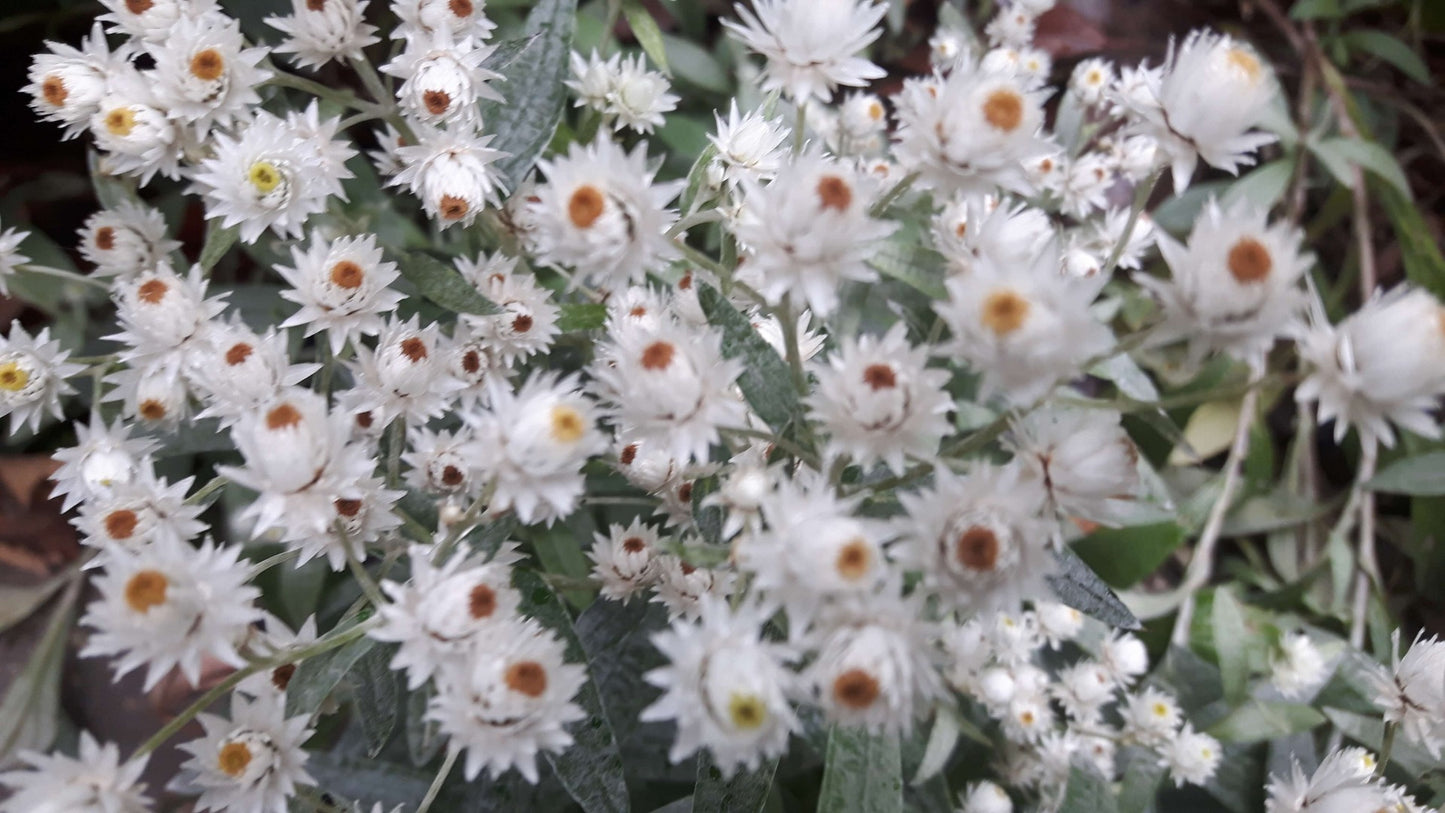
[833,669,881,709]
[334,498,362,517]
[124,570,168,613]
[619,444,638,465]
[139,399,167,421]
[439,195,470,221]
[225,343,253,366]
[41,75,67,107]
[982,88,1024,131]
[266,403,303,430]
[422,89,451,115]
[105,509,139,540]
[189,49,225,81]
[306,0,326,9]
[461,350,481,374]
[441,465,464,486]
[272,663,297,690]
[136,278,168,304]
[512,313,534,333]
[955,526,1000,571]
[677,482,693,503]
[622,536,646,553]
[95,226,116,250]
[505,660,548,697]
[468,583,497,619]
[816,175,853,212]
[862,363,896,390]
[981,289,1030,336]
[400,337,428,361]
[449,0,474,16]
[568,185,605,228]
[640,341,675,371]
[834,538,873,581]
[329,260,364,289]
[126,0,155,14]
[1226,237,1272,284]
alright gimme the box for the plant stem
[1378,720,1397,777]
[1170,384,1260,646]
[1348,441,1380,649]
[386,418,404,488]
[777,294,808,397]
[18,264,109,292]
[247,547,302,579]
[344,534,387,608]
[183,475,228,506]
[417,747,459,813]
[1102,167,1162,275]
[794,104,806,154]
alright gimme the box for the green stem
[19,264,109,292]
[869,172,920,217]
[776,294,808,397]
[1378,720,1397,777]
[1102,167,1163,274]
[246,547,302,579]
[343,532,387,608]
[184,475,228,506]
[417,747,459,813]
[794,103,806,154]
[386,418,405,488]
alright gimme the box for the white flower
[382,31,503,127]
[393,0,497,42]
[81,536,262,690]
[1160,724,1221,786]
[90,66,185,184]
[266,0,380,70]
[465,372,607,524]
[349,315,465,424]
[1006,406,1140,525]
[722,0,886,102]
[402,425,478,497]
[235,615,319,699]
[1297,285,1445,452]
[1116,30,1278,191]
[1069,58,1116,106]
[732,150,897,316]
[1,320,84,436]
[1100,631,1149,687]
[456,253,560,366]
[592,318,745,463]
[389,124,508,227]
[589,517,661,602]
[102,353,193,428]
[107,264,228,361]
[1371,632,1445,757]
[896,464,1053,612]
[934,245,1113,404]
[288,474,402,568]
[606,53,678,134]
[707,101,791,189]
[0,219,28,298]
[49,413,159,512]
[528,136,683,288]
[24,22,132,140]
[1052,660,1115,725]
[99,0,220,42]
[1263,747,1431,813]
[78,201,180,278]
[642,598,799,776]
[1120,688,1181,747]
[1269,632,1329,700]
[1034,601,1084,648]
[185,318,319,421]
[429,618,588,783]
[178,690,315,813]
[894,61,1053,195]
[74,467,208,550]
[0,732,151,813]
[566,49,618,112]
[275,232,405,354]
[931,195,1055,275]
[190,108,356,242]
[651,555,735,620]
[807,323,953,474]
[1141,199,1310,367]
[148,11,271,136]
[803,601,945,735]
[958,780,1013,813]
[371,543,524,689]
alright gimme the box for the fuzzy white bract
[723,0,887,102]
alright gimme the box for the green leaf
[1211,588,1249,705]
[1048,545,1142,630]
[1374,177,1445,298]
[817,726,904,813]
[285,622,377,717]
[477,0,578,188]
[0,580,79,764]
[513,569,631,813]
[0,572,69,635]
[1151,645,1224,715]
[87,148,140,211]
[697,285,805,433]
[1117,748,1166,813]
[1072,522,1185,589]
[353,643,400,758]
[557,302,608,332]
[1343,29,1430,83]
[693,752,777,813]
[198,220,239,272]
[1059,764,1121,813]
[397,252,502,315]
[868,225,948,300]
[660,33,729,93]
[1223,159,1292,212]
[911,706,960,784]
[1367,451,1445,495]
[1290,0,1343,18]
[405,681,445,767]
[1206,700,1325,743]
[622,0,669,74]
[1309,136,1411,197]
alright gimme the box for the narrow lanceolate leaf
[693,752,777,813]
[405,681,444,767]
[353,643,401,758]
[513,569,631,813]
[198,220,240,272]
[622,0,670,74]
[0,580,79,764]
[697,284,805,433]
[1047,545,1142,630]
[817,726,904,813]
[285,622,377,717]
[1366,451,1445,495]
[1206,701,1325,743]
[1374,178,1445,298]
[1058,764,1121,813]
[1210,588,1250,706]
[477,0,578,188]
[557,302,608,332]
[397,251,502,315]
[87,148,140,211]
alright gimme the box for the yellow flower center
[1152,702,1169,717]
[0,361,29,392]
[982,89,1024,132]
[834,538,873,581]
[727,692,767,731]
[124,570,169,613]
[1226,47,1262,83]
[981,289,1031,336]
[217,741,253,777]
[549,405,586,444]
[104,107,137,137]
[247,161,283,194]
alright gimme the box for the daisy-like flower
[1140,199,1311,368]
[893,61,1053,195]
[78,201,181,278]
[1295,285,1445,451]
[588,517,661,602]
[275,232,404,355]
[389,125,508,227]
[185,318,319,421]
[178,690,315,813]
[642,597,799,776]
[807,323,952,474]
[591,318,745,463]
[90,66,185,184]
[1052,659,1115,725]
[289,474,403,569]
[566,49,619,112]
[217,387,376,550]
[732,150,897,316]
[80,536,263,690]
[190,108,356,242]
[371,543,524,688]
[1115,30,1277,191]
[1370,632,1445,757]
[607,53,679,134]
[1269,631,1329,701]
[1121,686,1182,747]
[382,31,502,127]
[428,617,588,783]
[393,0,497,42]
[74,468,208,550]
[98,0,220,42]
[24,21,133,140]
[930,196,1055,276]
[651,554,735,620]
[722,0,886,103]
[0,732,151,813]
[527,136,683,288]
[1005,406,1141,526]
[1,320,84,436]
[1264,747,1425,813]
[456,253,561,367]
[465,372,607,524]
[148,11,271,136]
[235,614,319,699]
[0,219,29,298]
[935,245,1113,404]
[350,315,464,425]
[107,264,229,361]
[896,463,1054,612]
[445,323,507,407]
[102,354,193,428]
[266,0,380,71]
[707,101,791,190]
[958,780,1014,813]
[402,425,478,497]
[49,413,159,512]
[1160,724,1222,787]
